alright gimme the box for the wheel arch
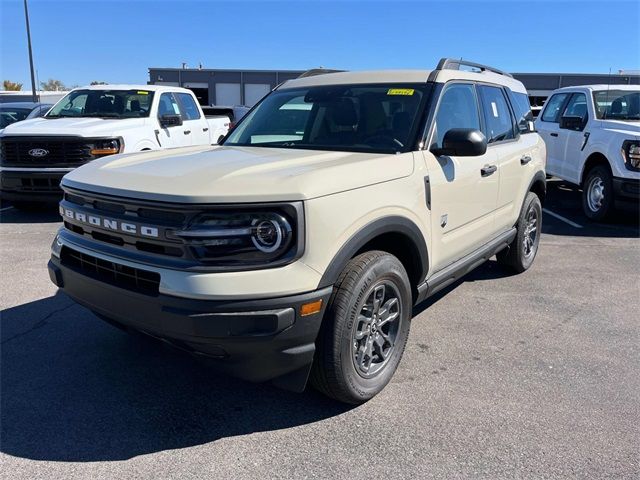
[317,216,429,301]
[528,170,547,205]
[580,152,611,186]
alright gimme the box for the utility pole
[23,0,38,101]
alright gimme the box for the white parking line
[543,208,583,229]
[0,206,14,212]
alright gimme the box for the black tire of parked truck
[581,165,614,222]
[496,191,542,273]
[310,251,412,404]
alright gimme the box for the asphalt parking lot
[1,179,638,480]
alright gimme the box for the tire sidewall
[517,193,542,271]
[582,165,613,221]
[336,255,411,401]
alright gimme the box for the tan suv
[48,58,546,404]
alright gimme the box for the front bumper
[48,254,332,392]
[613,176,640,201]
[0,168,72,202]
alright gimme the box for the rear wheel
[310,251,412,404]
[582,165,614,221]
[497,191,542,273]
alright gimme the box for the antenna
[603,67,612,120]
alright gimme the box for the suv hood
[1,117,146,137]
[62,145,415,202]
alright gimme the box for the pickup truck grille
[1,136,94,167]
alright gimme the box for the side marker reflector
[300,299,323,317]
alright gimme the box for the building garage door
[215,83,241,106]
[244,83,271,107]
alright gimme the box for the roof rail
[297,68,345,79]
[435,58,513,78]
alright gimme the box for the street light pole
[23,0,38,102]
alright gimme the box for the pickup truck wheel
[582,165,614,221]
[310,251,411,404]
[496,192,542,273]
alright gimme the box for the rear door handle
[550,133,558,137]
[202,127,209,132]
[481,165,497,177]
[520,155,532,165]
[183,130,191,135]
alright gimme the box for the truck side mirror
[560,115,586,131]
[430,128,487,157]
[160,114,183,128]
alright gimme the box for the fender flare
[317,215,429,289]
[527,170,547,203]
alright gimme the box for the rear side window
[508,90,534,133]
[432,83,481,149]
[541,93,570,123]
[175,93,201,120]
[478,85,515,143]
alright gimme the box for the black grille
[60,246,160,296]
[1,136,94,167]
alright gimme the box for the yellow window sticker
[137,91,150,95]
[387,88,415,96]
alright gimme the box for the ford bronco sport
[48,59,546,404]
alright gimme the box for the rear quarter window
[541,93,570,123]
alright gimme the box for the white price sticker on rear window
[491,101,499,117]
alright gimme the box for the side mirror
[431,128,487,157]
[560,115,586,131]
[160,114,183,128]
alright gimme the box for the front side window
[224,84,428,154]
[175,93,201,120]
[562,93,588,120]
[431,83,480,149]
[46,89,154,119]
[541,93,570,123]
[592,90,640,120]
[158,93,181,117]
[478,85,515,143]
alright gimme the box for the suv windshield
[46,89,154,119]
[224,84,428,154]
[0,107,31,128]
[593,90,640,120]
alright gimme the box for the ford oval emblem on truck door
[28,148,49,157]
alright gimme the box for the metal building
[146,67,640,108]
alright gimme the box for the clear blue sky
[1,0,639,88]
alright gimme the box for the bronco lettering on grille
[61,206,159,238]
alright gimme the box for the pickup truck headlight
[90,138,122,156]
[171,206,302,267]
[622,140,640,171]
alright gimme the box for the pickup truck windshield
[593,90,640,120]
[224,84,428,154]
[46,89,154,119]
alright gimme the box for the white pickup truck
[0,85,231,207]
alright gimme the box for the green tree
[40,78,67,91]
[3,80,22,91]
[90,81,108,85]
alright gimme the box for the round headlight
[251,218,285,253]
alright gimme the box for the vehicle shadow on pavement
[0,292,352,462]
[542,180,639,238]
[0,204,61,224]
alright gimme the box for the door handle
[520,155,532,165]
[183,130,191,135]
[202,127,209,132]
[481,165,497,177]
[550,133,558,137]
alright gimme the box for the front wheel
[497,191,542,273]
[310,251,412,404]
[582,165,614,221]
